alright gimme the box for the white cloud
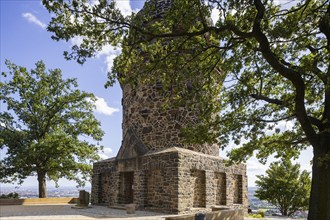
[70,36,85,46]
[247,158,268,173]
[229,9,237,16]
[265,120,295,136]
[115,0,132,16]
[22,12,46,29]
[105,54,118,72]
[96,44,122,72]
[96,45,117,57]
[274,0,291,5]
[98,147,113,160]
[295,148,312,173]
[94,96,119,116]
[70,39,121,72]
[67,1,128,73]
[246,157,271,187]
[211,8,220,25]
[89,0,99,6]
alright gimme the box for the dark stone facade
[91,148,247,213]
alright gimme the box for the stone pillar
[226,174,233,206]
[91,174,100,204]
[205,170,215,208]
[177,167,191,212]
[133,170,146,208]
[242,175,249,211]
[78,190,90,207]
[109,172,120,206]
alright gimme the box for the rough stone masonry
[91,0,248,214]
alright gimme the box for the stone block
[165,209,244,220]
[126,203,136,214]
[78,190,90,207]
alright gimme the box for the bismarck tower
[91,0,247,214]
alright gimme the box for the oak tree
[255,159,311,216]
[43,0,329,218]
[0,60,104,198]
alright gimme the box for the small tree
[0,60,104,198]
[0,192,19,199]
[255,159,311,216]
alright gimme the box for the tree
[0,192,19,199]
[255,159,311,216]
[0,60,104,198]
[42,0,329,218]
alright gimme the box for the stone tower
[91,0,247,214]
[118,81,220,158]
[118,0,219,158]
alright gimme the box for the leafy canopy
[255,159,311,216]
[0,60,104,187]
[42,0,329,164]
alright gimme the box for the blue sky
[0,0,312,189]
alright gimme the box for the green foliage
[0,60,104,192]
[0,192,19,199]
[248,213,263,218]
[42,0,128,65]
[257,210,265,217]
[42,0,330,160]
[255,159,311,216]
[42,0,329,217]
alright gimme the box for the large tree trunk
[37,171,47,198]
[308,132,330,220]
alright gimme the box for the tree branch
[256,115,295,123]
[308,116,324,131]
[252,0,317,145]
[250,93,285,106]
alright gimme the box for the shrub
[0,192,19,199]
[257,210,265,217]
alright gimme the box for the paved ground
[0,204,307,220]
[245,218,306,220]
[0,204,175,220]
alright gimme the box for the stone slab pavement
[0,204,176,220]
[0,204,307,220]
[245,218,306,220]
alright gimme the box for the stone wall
[92,148,247,214]
[120,83,219,157]
[215,172,226,205]
[176,148,248,213]
[191,169,206,208]
[142,150,179,212]
[165,209,244,220]
[118,172,134,204]
[91,159,119,205]
[99,173,111,204]
[92,149,180,213]
[146,169,164,207]
[232,174,243,204]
